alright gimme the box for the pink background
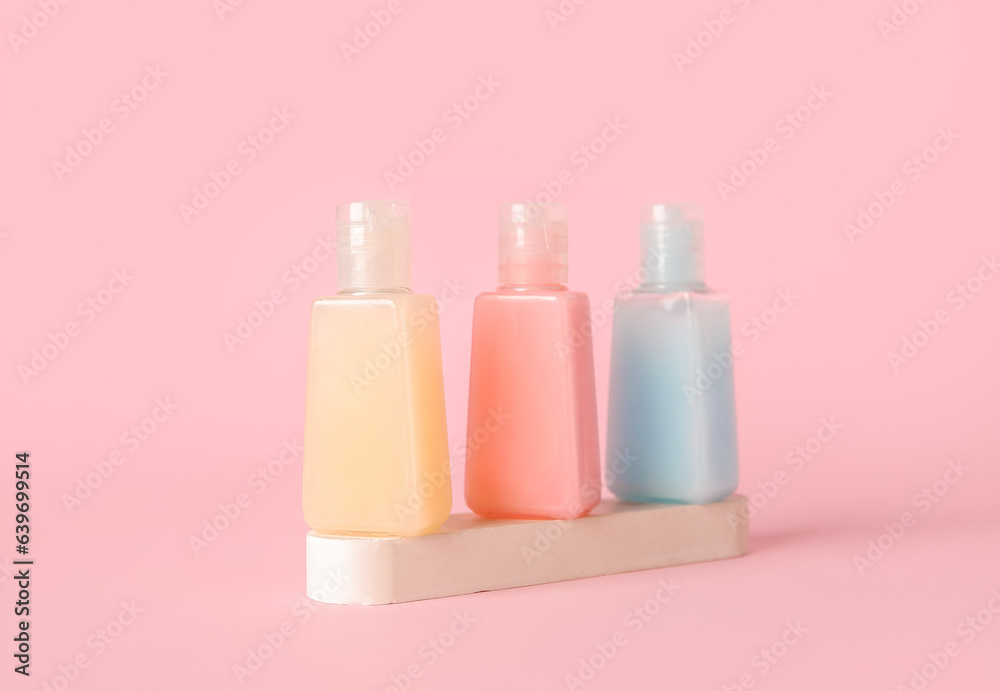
[3,0,999,688]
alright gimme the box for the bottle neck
[337,286,413,296]
[636,280,707,294]
[497,283,568,293]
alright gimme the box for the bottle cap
[336,201,411,290]
[640,203,705,288]
[498,203,568,285]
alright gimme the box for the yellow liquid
[303,292,451,536]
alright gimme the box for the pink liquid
[464,287,601,519]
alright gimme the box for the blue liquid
[606,290,739,503]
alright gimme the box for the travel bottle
[464,203,601,520]
[303,201,451,536]
[606,204,738,504]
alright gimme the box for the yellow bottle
[303,201,451,536]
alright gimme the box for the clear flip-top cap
[640,203,705,288]
[498,203,568,285]
[336,201,411,290]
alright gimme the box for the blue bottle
[606,204,738,504]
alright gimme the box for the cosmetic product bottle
[464,203,601,520]
[303,201,451,536]
[606,204,738,504]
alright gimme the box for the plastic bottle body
[303,291,451,536]
[464,287,601,519]
[606,289,738,503]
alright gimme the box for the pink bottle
[464,203,601,519]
